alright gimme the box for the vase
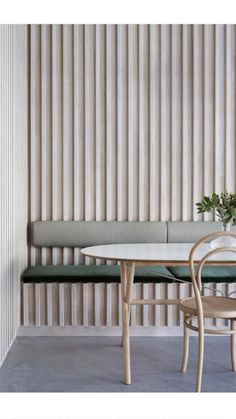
[210,221,236,249]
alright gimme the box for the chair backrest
[189,231,236,315]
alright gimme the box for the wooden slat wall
[26,24,236,330]
[0,25,28,363]
[22,282,236,329]
[29,24,236,266]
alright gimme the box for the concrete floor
[0,336,236,392]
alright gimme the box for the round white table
[81,243,236,384]
[81,243,236,264]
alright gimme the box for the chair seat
[180,296,236,318]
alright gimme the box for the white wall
[0,25,28,363]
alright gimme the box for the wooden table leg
[121,261,135,385]
[120,262,127,347]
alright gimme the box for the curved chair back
[189,231,236,318]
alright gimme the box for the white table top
[81,243,236,264]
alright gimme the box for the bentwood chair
[179,231,236,392]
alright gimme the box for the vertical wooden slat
[35,284,41,326]
[130,284,136,326]
[95,25,106,221]
[47,284,53,326]
[85,25,95,221]
[150,25,160,221]
[118,283,122,327]
[139,25,149,221]
[160,25,171,221]
[154,283,160,326]
[30,25,41,266]
[167,283,173,326]
[41,25,52,223]
[23,284,29,327]
[106,25,117,221]
[52,25,63,265]
[117,25,128,221]
[59,283,65,326]
[225,25,236,191]
[142,284,148,326]
[182,25,192,221]
[74,25,85,221]
[171,25,182,221]
[215,25,226,194]
[106,283,112,327]
[128,25,138,221]
[63,25,73,222]
[203,25,214,219]
[82,283,88,326]
[193,25,204,220]
[94,283,100,327]
[71,283,77,326]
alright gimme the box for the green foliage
[196,192,236,228]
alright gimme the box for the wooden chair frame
[180,230,236,392]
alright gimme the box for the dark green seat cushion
[22,265,176,284]
[168,266,236,283]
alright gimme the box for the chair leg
[196,320,204,393]
[181,313,189,373]
[230,319,236,372]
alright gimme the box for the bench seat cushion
[168,266,236,283]
[22,265,176,284]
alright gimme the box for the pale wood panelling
[29,24,236,263]
[0,25,28,363]
[27,24,236,331]
[22,282,236,330]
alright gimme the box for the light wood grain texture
[0,25,28,364]
[29,24,236,256]
[26,24,236,339]
[22,281,236,328]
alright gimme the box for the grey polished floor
[0,336,236,392]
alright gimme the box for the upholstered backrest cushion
[167,221,234,243]
[31,221,167,248]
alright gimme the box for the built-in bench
[20,221,236,333]
[22,220,236,284]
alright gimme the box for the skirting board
[18,325,229,337]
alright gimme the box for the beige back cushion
[31,220,234,247]
[167,221,229,243]
[31,221,167,247]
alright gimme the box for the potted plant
[196,192,236,248]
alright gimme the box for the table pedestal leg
[121,261,135,385]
